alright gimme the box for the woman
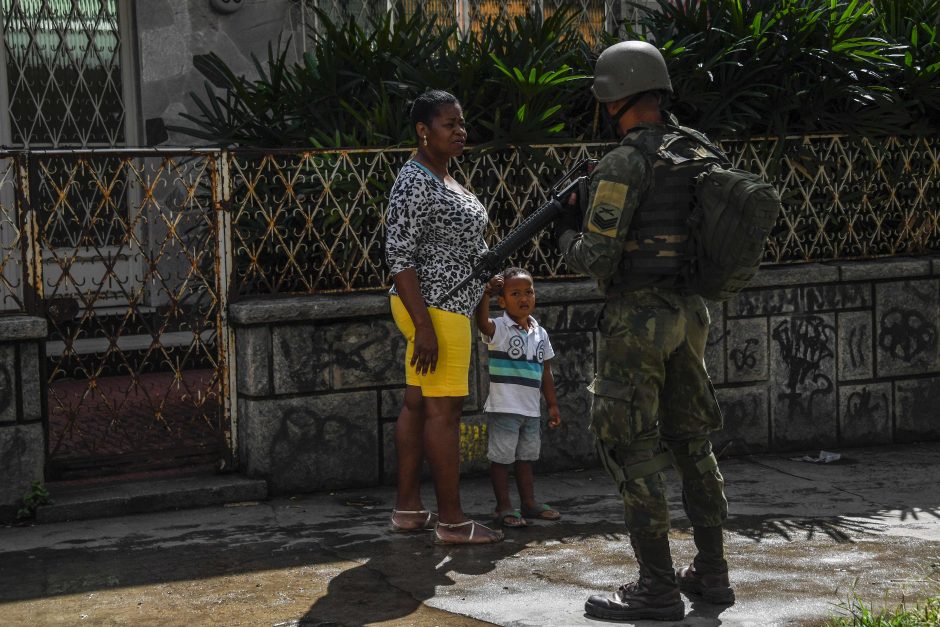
[385,90,504,545]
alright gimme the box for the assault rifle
[442,158,597,302]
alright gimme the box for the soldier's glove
[553,196,582,242]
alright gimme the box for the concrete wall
[0,317,47,520]
[230,256,940,494]
[135,0,302,145]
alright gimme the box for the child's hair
[501,266,533,283]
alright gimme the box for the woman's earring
[423,136,428,147]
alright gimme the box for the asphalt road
[2,442,939,626]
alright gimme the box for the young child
[475,266,562,528]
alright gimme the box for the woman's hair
[410,90,460,127]
[501,266,532,282]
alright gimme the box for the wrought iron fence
[225,135,940,296]
[0,148,232,478]
[730,135,940,261]
[1,134,937,475]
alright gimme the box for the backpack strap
[664,123,732,168]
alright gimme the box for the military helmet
[591,41,673,103]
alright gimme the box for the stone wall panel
[459,414,489,475]
[725,318,769,384]
[0,345,16,424]
[769,314,838,449]
[238,392,378,493]
[875,280,940,377]
[19,344,41,423]
[803,283,871,312]
[272,324,333,394]
[714,386,769,454]
[839,383,892,446]
[838,311,874,380]
[0,424,44,510]
[894,377,940,442]
[235,326,271,397]
[332,320,406,389]
[728,287,800,318]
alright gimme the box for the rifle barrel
[440,164,592,304]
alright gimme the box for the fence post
[14,154,43,315]
[214,149,238,464]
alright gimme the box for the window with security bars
[0,0,128,147]
[301,0,389,38]
[304,1,617,44]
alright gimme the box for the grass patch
[824,596,940,626]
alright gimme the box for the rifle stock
[442,159,596,302]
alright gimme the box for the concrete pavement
[2,442,939,626]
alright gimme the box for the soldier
[555,41,735,621]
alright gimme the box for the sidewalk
[2,442,939,626]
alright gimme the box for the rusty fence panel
[15,148,231,478]
[0,152,26,312]
[727,135,940,262]
[226,136,940,297]
[226,143,610,297]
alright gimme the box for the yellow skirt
[390,295,471,397]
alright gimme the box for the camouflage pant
[589,287,728,538]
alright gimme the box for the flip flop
[434,520,505,545]
[521,503,561,521]
[389,509,438,533]
[492,509,528,528]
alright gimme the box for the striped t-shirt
[482,312,555,417]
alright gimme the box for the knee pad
[666,437,718,478]
[596,439,673,536]
[595,439,672,491]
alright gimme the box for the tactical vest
[611,128,722,292]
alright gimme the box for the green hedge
[172,0,940,147]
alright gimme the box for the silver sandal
[434,519,504,545]
[390,509,438,533]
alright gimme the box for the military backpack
[626,125,783,301]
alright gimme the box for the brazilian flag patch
[587,180,629,237]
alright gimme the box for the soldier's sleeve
[559,145,650,279]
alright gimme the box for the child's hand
[547,405,561,428]
[484,275,503,297]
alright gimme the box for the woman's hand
[411,322,438,375]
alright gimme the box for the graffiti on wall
[804,285,868,312]
[772,316,835,417]
[878,308,937,363]
[722,393,762,428]
[460,422,488,462]
[733,289,799,317]
[847,323,869,371]
[845,386,888,423]
[730,338,759,373]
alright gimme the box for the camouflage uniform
[559,121,728,539]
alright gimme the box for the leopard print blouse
[385,160,488,318]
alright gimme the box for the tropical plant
[618,0,939,138]
[171,4,592,150]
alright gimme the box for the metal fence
[0,149,232,477]
[1,134,937,475]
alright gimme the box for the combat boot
[676,525,735,604]
[585,535,685,622]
